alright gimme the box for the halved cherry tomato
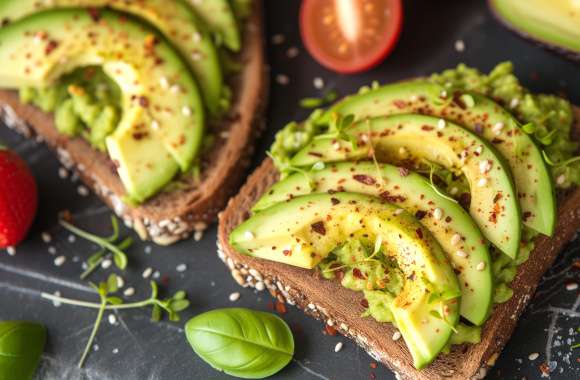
[300,0,403,74]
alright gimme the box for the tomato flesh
[300,0,403,74]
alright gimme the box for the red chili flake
[421,125,434,131]
[379,192,406,203]
[491,138,504,144]
[275,301,287,314]
[415,228,423,239]
[415,210,427,220]
[308,152,323,157]
[311,221,326,235]
[538,362,550,376]
[44,40,59,55]
[331,197,340,205]
[324,324,337,336]
[493,192,503,203]
[370,362,378,369]
[393,100,407,109]
[445,216,452,223]
[398,167,409,177]
[572,260,580,270]
[522,211,532,222]
[407,272,416,281]
[282,249,292,256]
[360,298,369,308]
[87,7,101,22]
[138,96,149,108]
[352,268,366,279]
[132,131,149,140]
[353,174,376,185]
[59,210,73,223]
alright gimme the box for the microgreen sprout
[426,165,459,204]
[60,216,132,279]
[40,277,190,367]
[542,151,580,168]
[299,89,338,109]
[266,151,315,190]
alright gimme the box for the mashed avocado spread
[270,62,579,346]
[20,66,121,152]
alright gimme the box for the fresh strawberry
[0,144,38,248]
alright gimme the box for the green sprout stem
[60,220,126,260]
[41,292,159,311]
[78,297,106,368]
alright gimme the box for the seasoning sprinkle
[182,106,192,117]
[479,160,492,174]
[456,250,467,258]
[565,282,578,291]
[271,34,285,45]
[142,267,153,279]
[123,287,135,297]
[151,120,160,131]
[276,74,290,85]
[108,314,117,325]
[476,261,486,271]
[492,122,504,135]
[454,40,465,52]
[334,342,343,352]
[392,331,402,341]
[159,76,170,89]
[451,234,462,246]
[556,174,566,185]
[101,259,112,269]
[528,352,539,361]
[244,231,255,240]
[229,292,240,302]
[176,263,187,272]
[477,178,488,187]
[286,46,299,58]
[41,232,52,243]
[77,186,89,197]
[437,119,446,130]
[54,255,66,266]
[116,276,124,288]
[433,208,443,220]
[313,77,325,89]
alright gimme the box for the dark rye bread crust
[217,108,580,379]
[0,0,267,245]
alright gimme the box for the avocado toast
[0,0,266,245]
[218,63,580,379]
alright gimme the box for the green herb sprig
[41,276,190,368]
[542,151,580,169]
[60,216,132,279]
[299,89,338,109]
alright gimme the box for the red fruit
[0,145,38,248]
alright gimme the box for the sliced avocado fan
[291,114,522,259]
[230,192,461,369]
[253,161,493,326]
[0,9,205,202]
[317,80,555,236]
[186,0,241,52]
[0,0,224,116]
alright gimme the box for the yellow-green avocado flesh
[0,9,205,202]
[230,192,461,369]
[291,114,522,259]
[316,80,555,236]
[253,161,493,325]
[0,0,224,115]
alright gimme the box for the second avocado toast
[0,0,266,245]
[219,63,580,379]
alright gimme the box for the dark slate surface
[1,1,579,379]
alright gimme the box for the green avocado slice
[490,0,580,59]
[0,0,224,115]
[185,0,241,52]
[317,80,555,236]
[230,192,461,369]
[253,161,493,325]
[0,9,204,202]
[291,114,522,259]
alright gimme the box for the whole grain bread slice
[0,0,267,245]
[217,108,580,379]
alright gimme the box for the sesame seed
[492,122,504,135]
[255,282,265,291]
[191,52,202,61]
[194,231,203,241]
[566,282,578,291]
[182,106,192,117]
[170,84,181,94]
[313,77,325,89]
[48,246,56,255]
[475,146,483,155]
[410,95,419,102]
[116,276,124,288]
[276,74,289,85]
[271,34,285,45]
[451,234,462,246]
[54,255,66,266]
[123,287,135,297]
[454,39,465,52]
[312,161,325,171]
[244,231,255,240]
[394,209,404,215]
[456,250,467,258]
[433,208,443,220]
[528,352,539,361]
[176,263,187,272]
[229,292,240,302]
[334,342,343,352]
[360,133,369,143]
[398,147,408,156]
[58,167,69,179]
[159,76,170,89]
[476,261,486,271]
[112,348,119,354]
[440,90,448,98]
[450,187,458,195]
[479,160,492,174]
[151,120,160,131]
[510,98,520,109]
[101,259,112,269]
[52,291,61,307]
[392,331,402,341]
[152,271,160,279]
[93,344,99,351]
[286,46,299,58]
[142,268,153,278]
[77,186,89,197]
[68,234,76,243]
[144,246,152,254]
[192,32,201,43]
[332,141,341,150]
[41,232,52,243]
[437,119,446,130]
[477,178,488,187]
[108,314,117,325]
[556,174,566,185]
[6,246,16,256]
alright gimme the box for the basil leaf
[185,308,294,379]
[0,321,46,380]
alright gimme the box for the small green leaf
[185,308,294,379]
[299,97,324,109]
[113,252,128,270]
[98,282,108,297]
[0,321,46,380]
[106,297,123,305]
[151,304,161,322]
[170,299,190,312]
[117,236,133,251]
[87,250,105,265]
[150,281,158,299]
[107,274,118,293]
[107,216,120,242]
[521,123,536,134]
[173,291,186,300]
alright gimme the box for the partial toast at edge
[0,0,267,245]
[216,107,580,380]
